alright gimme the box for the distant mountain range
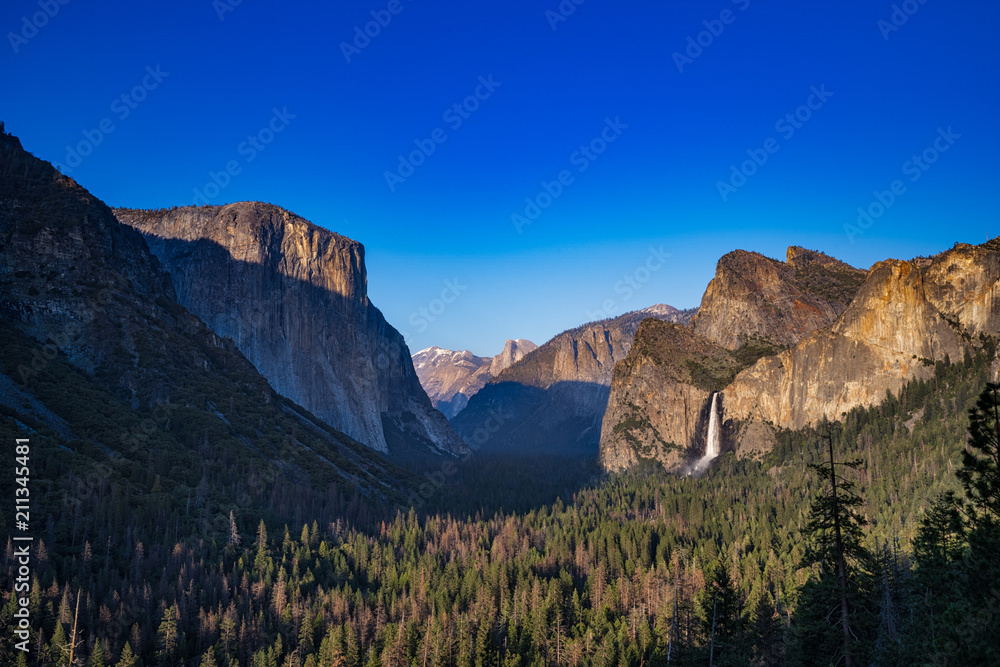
[412,338,537,419]
[5,123,997,498]
[449,304,695,453]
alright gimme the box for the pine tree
[788,430,873,666]
[116,643,138,667]
[90,639,108,667]
[903,382,1000,665]
[697,561,746,666]
[749,592,782,667]
[157,604,180,666]
[228,510,241,547]
[957,382,1000,524]
[255,520,270,572]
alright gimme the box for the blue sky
[3,0,998,355]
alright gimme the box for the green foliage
[2,345,998,665]
[957,383,1000,523]
[788,435,875,665]
[886,382,1000,666]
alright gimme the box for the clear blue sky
[4,0,998,355]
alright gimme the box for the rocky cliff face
[724,245,998,429]
[114,203,465,456]
[413,339,537,419]
[599,320,737,471]
[0,130,416,509]
[600,243,1000,472]
[691,246,865,349]
[452,305,694,454]
[490,338,538,376]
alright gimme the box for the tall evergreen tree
[697,561,746,666]
[957,382,1000,524]
[788,430,873,666]
[900,382,1000,665]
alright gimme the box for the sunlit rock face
[725,245,997,430]
[116,202,466,456]
[691,246,865,350]
[600,243,1000,472]
[412,339,537,419]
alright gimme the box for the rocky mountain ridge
[412,338,537,419]
[0,129,417,514]
[452,304,695,454]
[114,203,465,457]
[599,243,1000,472]
[690,246,865,349]
[724,244,998,429]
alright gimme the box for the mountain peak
[692,246,865,349]
[114,203,465,456]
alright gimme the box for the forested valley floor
[2,348,999,666]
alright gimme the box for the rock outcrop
[452,305,695,454]
[600,243,1000,472]
[724,245,998,428]
[690,246,865,349]
[599,320,737,471]
[114,203,466,456]
[0,130,415,509]
[490,338,538,376]
[413,339,537,419]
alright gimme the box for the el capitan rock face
[114,203,466,456]
[452,305,694,454]
[600,243,1000,472]
[690,246,865,350]
[412,339,537,419]
[0,130,416,503]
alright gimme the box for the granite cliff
[0,130,417,514]
[724,244,999,429]
[599,319,737,471]
[114,203,465,456]
[691,246,865,349]
[599,243,1000,472]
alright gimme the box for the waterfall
[706,392,720,459]
[693,392,721,473]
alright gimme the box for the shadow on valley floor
[451,380,612,455]
[398,449,604,519]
